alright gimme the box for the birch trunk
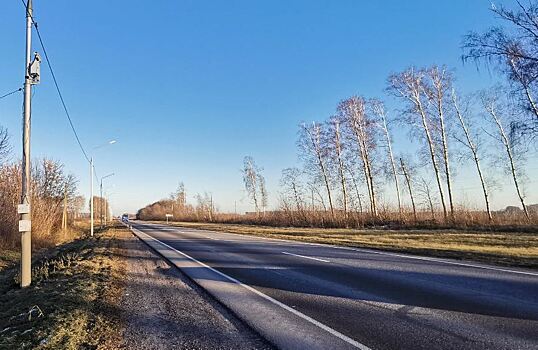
[333,120,348,217]
[306,123,335,218]
[437,100,455,220]
[416,97,448,221]
[510,59,538,121]
[347,100,377,217]
[429,69,454,221]
[400,158,417,222]
[452,91,492,221]
[486,104,530,220]
[377,106,402,220]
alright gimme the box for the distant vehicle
[121,214,129,223]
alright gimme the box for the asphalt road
[129,221,538,350]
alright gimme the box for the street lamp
[90,139,116,236]
[100,173,114,229]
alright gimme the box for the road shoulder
[118,229,272,350]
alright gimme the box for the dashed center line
[282,251,331,263]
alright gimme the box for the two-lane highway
[129,221,538,350]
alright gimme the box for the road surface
[128,221,538,350]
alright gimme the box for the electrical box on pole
[29,52,41,85]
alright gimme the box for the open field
[0,224,126,350]
[150,220,538,269]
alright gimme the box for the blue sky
[0,0,536,214]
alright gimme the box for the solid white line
[132,227,371,350]
[282,251,331,263]
[146,223,538,277]
[346,249,538,277]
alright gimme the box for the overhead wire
[0,87,22,100]
[21,0,91,164]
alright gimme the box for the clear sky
[0,0,536,214]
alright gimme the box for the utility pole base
[20,230,31,287]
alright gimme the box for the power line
[21,0,91,164]
[0,87,22,100]
[34,25,91,163]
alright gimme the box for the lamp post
[90,140,116,236]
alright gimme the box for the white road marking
[282,251,331,263]
[132,227,371,350]
[142,222,538,277]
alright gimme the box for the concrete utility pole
[19,0,40,288]
[90,156,94,237]
[62,185,68,235]
[100,181,102,229]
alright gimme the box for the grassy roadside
[152,221,538,269]
[0,250,19,273]
[0,224,128,350]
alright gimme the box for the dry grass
[0,250,19,273]
[0,223,127,350]
[154,221,538,269]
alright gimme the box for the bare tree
[451,90,492,221]
[69,195,85,220]
[242,156,267,215]
[0,126,10,164]
[463,0,538,137]
[280,168,305,213]
[195,192,215,221]
[426,67,455,221]
[171,182,187,209]
[307,180,327,212]
[388,68,448,221]
[399,158,417,222]
[327,116,349,218]
[371,100,402,220]
[298,122,335,218]
[482,94,529,219]
[417,178,436,221]
[345,165,364,217]
[338,96,378,217]
[259,174,268,214]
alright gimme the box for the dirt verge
[0,225,125,350]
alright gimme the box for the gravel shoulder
[118,231,273,350]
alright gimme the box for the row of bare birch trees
[275,1,538,227]
[277,64,535,227]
